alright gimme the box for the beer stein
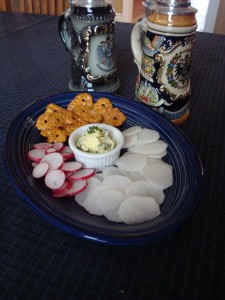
[58,0,120,93]
[131,0,198,124]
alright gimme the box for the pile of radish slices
[28,142,95,197]
[28,126,173,225]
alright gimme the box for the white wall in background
[115,0,134,23]
[191,0,209,32]
[191,0,220,33]
[204,0,220,33]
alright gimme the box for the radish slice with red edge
[66,180,87,196]
[53,180,73,197]
[32,162,49,178]
[40,152,64,172]
[52,142,64,151]
[60,146,74,161]
[61,161,82,173]
[32,142,52,149]
[28,149,46,162]
[53,189,67,198]
[31,162,39,168]
[45,169,65,190]
[45,147,57,154]
[69,168,96,181]
[65,172,73,179]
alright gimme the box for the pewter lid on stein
[150,0,197,14]
[157,0,191,6]
[72,0,113,7]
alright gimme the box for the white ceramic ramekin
[68,123,124,172]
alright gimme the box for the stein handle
[58,9,72,52]
[131,18,147,72]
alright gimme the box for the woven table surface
[0,12,225,300]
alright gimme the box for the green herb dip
[77,126,115,153]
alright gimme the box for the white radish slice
[128,170,145,181]
[148,158,164,165]
[115,154,148,172]
[119,168,131,178]
[86,176,102,188]
[122,134,137,149]
[102,166,124,178]
[66,180,87,196]
[45,147,57,154]
[32,142,52,149]
[94,172,104,181]
[75,177,102,206]
[96,190,126,222]
[121,151,130,156]
[60,146,74,161]
[69,168,96,181]
[102,175,132,191]
[41,152,64,172]
[148,159,173,170]
[118,196,161,224]
[52,142,64,151]
[82,185,106,215]
[53,180,73,197]
[32,162,49,178]
[45,169,65,190]
[61,161,82,173]
[122,126,142,137]
[146,150,167,159]
[137,128,160,144]
[146,182,165,205]
[128,140,168,156]
[112,161,130,177]
[140,163,173,190]
[125,180,153,197]
[125,180,165,205]
[104,209,122,223]
[27,149,46,162]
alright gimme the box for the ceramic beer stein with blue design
[58,0,120,93]
[131,0,197,124]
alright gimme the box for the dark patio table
[0,12,224,300]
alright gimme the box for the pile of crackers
[35,93,126,143]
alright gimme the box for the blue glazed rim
[3,92,203,245]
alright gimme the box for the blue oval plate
[3,92,203,245]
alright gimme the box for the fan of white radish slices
[28,126,173,225]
